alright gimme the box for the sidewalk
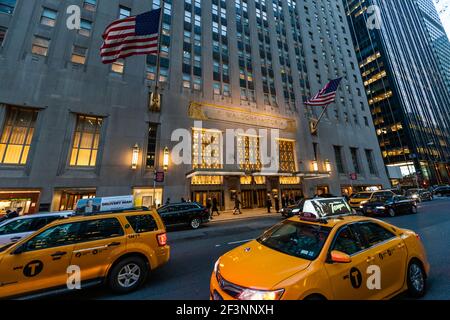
[208,207,280,222]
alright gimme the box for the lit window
[0,107,38,165]
[278,140,296,172]
[237,135,262,171]
[70,115,102,167]
[146,123,158,169]
[31,36,50,56]
[192,129,222,169]
[71,46,87,64]
[111,59,124,74]
[40,8,57,27]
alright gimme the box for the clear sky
[434,0,450,39]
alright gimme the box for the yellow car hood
[218,240,311,289]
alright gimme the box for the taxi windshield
[257,221,331,261]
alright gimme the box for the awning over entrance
[295,171,331,179]
[186,169,331,179]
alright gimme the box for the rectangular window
[146,123,158,169]
[111,59,124,74]
[192,129,222,169]
[126,215,158,233]
[0,27,6,46]
[71,46,87,65]
[237,135,261,171]
[0,107,38,165]
[333,146,345,174]
[70,115,102,167]
[350,147,361,174]
[119,6,131,19]
[83,0,96,12]
[0,0,16,14]
[80,218,124,241]
[40,8,57,27]
[365,149,378,175]
[278,140,296,172]
[31,36,50,56]
[78,19,92,37]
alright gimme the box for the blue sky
[434,0,450,38]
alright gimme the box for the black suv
[433,186,450,197]
[157,202,210,229]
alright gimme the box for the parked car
[432,186,450,197]
[406,189,433,202]
[0,211,73,246]
[280,199,306,218]
[349,190,395,210]
[362,195,417,217]
[157,202,210,229]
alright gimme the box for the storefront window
[0,107,38,165]
[280,177,301,185]
[134,188,163,208]
[191,176,223,185]
[70,115,102,167]
[192,129,222,169]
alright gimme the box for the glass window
[258,221,331,261]
[79,218,124,242]
[333,145,345,174]
[126,215,158,233]
[119,5,131,19]
[83,0,96,12]
[71,46,87,65]
[0,107,38,165]
[78,19,92,37]
[40,8,57,27]
[24,222,82,251]
[237,135,261,171]
[365,149,377,175]
[278,140,296,172]
[0,27,6,46]
[357,222,395,247]
[69,115,102,167]
[0,0,16,14]
[111,59,124,74]
[192,129,222,169]
[31,36,50,56]
[146,123,158,169]
[350,147,361,174]
[0,217,49,235]
[332,226,366,255]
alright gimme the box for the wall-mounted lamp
[312,160,319,172]
[325,159,332,172]
[163,146,170,172]
[132,144,140,170]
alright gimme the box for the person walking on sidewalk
[206,198,213,219]
[274,195,280,213]
[233,195,242,215]
[266,196,272,213]
[211,197,220,216]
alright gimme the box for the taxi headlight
[238,288,285,300]
[292,208,300,213]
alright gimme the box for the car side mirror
[330,250,352,263]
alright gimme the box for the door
[71,218,127,282]
[0,222,80,298]
[158,205,176,225]
[355,222,408,298]
[324,225,373,299]
[241,191,252,208]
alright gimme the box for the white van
[0,211,73,246]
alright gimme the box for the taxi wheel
[108,257,148,294]
[407,260,426,298]
[388,208,396,217]
[190,217,202,229]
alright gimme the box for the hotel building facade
[0,0,389,214]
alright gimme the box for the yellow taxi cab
[349,190,395,210]
[211,211,429,300]
[0,207,170,299]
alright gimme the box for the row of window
[334,145,378,176]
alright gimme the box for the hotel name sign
[188,102,296,132]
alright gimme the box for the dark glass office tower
[343,0,450,187]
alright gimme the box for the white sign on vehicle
[75,195,134,214]
[302,198,352,218]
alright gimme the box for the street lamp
[131,144,140,170]
[325,159,332,173]
[163,146,170,172]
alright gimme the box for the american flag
[305,77,343,106]
[101,9,161,64]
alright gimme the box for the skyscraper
[344,0,450,187]
[0,0,389,213]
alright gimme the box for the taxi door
[0,222,79,298]
[355,222,408,299]
[324,225,374,299]
[70,218,128,282]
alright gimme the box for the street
[59,198,450,300]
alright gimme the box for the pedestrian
[206,198,213,219]
[181,197,186,203]
[6,209,19,220]
[166,198,171,205]
[281,195,287,208]
[274,196,280,213]
[266,196,272,213]
[233,195,242,215]
[211,197,220,216]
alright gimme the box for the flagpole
[150,2,165,112]
[311,103,330,134]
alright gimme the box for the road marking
[215,239,254,248]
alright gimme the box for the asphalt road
[59,197,450,300]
